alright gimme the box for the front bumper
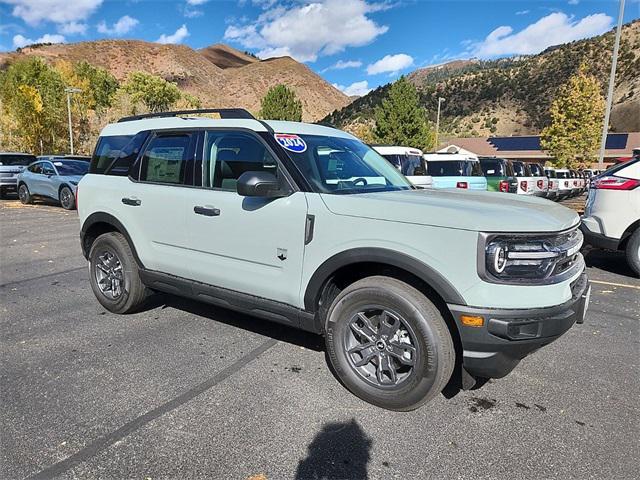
[448,271,589,379]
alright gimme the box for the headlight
[479,227,583,284]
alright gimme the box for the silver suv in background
[581,158,640,276]
[0,152,36,198]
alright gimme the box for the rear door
[183,129,308,307]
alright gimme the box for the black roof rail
[117,108,256,123]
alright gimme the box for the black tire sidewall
[626,230,640,277]
[326,282,449,411]
[88,234,135,313]
[18,184,30,204]
[59,186,75,210]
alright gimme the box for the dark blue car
[17,158,89,209]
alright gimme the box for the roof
[440,132,640,160]
[100,117,354,139]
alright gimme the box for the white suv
[372,145,432,188]
[581,158,640,276]
[78,109,589,410]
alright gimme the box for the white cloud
[470,12,613,58]
[333,80,372,97]
[516,10,530,16]
[13,33,65,49]
[322,59,363,72]
[156,24,189,44]
[58,21,87,35]
[568,0,579,5]
[186,0,208,4]
[366,53,413,75]
[4,0,103,26]
[97,15,139,36]
[224,0,389,62]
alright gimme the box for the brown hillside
[199,43,258,69]
[0,40,351,121]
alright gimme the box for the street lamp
[64,87,82,155]
[435,97,445,148]
[598,0,625,169]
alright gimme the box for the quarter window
[202,131,278,191]
[140,134,192,184]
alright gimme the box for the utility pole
[598,0,625,169]
[64,87,82,155]
[435,97,445,148]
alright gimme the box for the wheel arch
[618,219,640,250]
[80,212,143,267]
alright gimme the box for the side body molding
[303,248,467,311]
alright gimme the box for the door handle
[122,197,141,206]
[194,205,220,217]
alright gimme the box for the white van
[372,145,433,188]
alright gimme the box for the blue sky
[1,1,638,96]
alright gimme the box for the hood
[320,189,579,233]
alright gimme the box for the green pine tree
[541,64,605,169]
[373,77,434,150]
[259,84,303,121]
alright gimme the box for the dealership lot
[1,200,638,480]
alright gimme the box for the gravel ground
[1,199,638,480]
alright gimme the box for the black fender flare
[80,212,143,267]
[303,247,467,311]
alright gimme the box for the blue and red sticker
[274,133,307,153]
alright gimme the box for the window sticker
[274,134,307,153]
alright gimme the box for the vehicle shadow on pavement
[583,247,636,278]
[148,292,325,351]
[295,419,372,480]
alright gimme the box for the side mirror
[237,171,285,197]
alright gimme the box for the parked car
[544,167,560,200]
[17,158,89,209]
[424,152,487,190]
[479,157,517,193]
[555,168,573,199]
[581,158,640,276]
[528,163,549,197]
[372,145,432,188]
[78,108,589,411]
[569,169,582,196]
[0,152,37,198]
[511,161,536,195]
[39,154,92,163]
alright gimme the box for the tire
[59,185,75,210]
[0,188,6,199]
[18,184,31,204]
[88,232,149,313]
[625,229,640,277]
[325,276,455,411]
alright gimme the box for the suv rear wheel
[59,186,75,210]
[325,276,455,411]
[88,232,149,313]
[625,229,640,277]
[18,184,31,204]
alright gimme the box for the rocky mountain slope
[324,20,640,136]
[0,41,351,121]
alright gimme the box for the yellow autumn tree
[541,64,605,169]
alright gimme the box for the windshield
[512,162,531,177]
[0,154,36,166]
[480,158,507,177]
[54,160,89,176]
[381,154,426,176]
[427,160,483,177]
[529,163,544,176]
[556,171,569,179]
[287,135,412,194]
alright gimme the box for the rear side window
[428,160,483,177]
[512,162,531,177]
[91,135,133,174]
[529,163,544,176]
[140,133,193,184]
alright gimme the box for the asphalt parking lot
[1,199,638,480]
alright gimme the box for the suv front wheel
[88,232,149,313]
[325,276,455,411]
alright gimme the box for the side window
[42,162,55,175]
[90,135,134,174]
[203,131,278,191]
[140,134,192,185]
[28,163,42,174]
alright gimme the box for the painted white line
[591,280,640,290]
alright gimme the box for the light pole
[598,0,625,169]
[65,87,82,155]
[435,97,445,148]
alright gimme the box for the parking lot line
[590,279,640,290]
[27,338,278,480]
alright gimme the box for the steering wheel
[352,177,368,186]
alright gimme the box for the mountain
[0,41,351,122]
[324,20,640,137]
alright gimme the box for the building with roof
[438,132,640,166]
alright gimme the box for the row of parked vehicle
[372,145,598,200]
[0,153,90,208]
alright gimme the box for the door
[124,131,196,278]
[29,162,48,196]
[41,161,59,199]
[184,130,308,307]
